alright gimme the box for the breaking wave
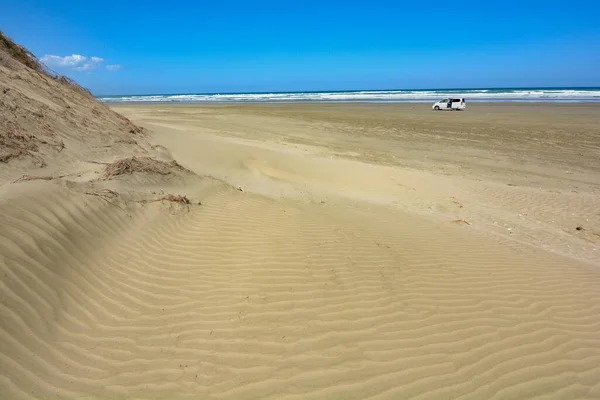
[98,88,600,103]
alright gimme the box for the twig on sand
[12,174,66,183]
[0,149,46,166]
[87,160,112,165]
[136,194,194,211]
[450,197,464,208]
[159,194,192,205]
[38,138,65,152]
[84,189,126,211]
[453,219,471,225]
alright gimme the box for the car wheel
[434,106,440,111]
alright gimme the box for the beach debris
[450,197,464,208]
[11,174,66,183]
[0,121,43,165]
[138,194,191,204]
[37,137,65,152]
[237,186,244,192]
[160,194,191,205]
[97,156,191,180]
[453,219,471,225]
[88,160,111,165]
[1,118,63,164]
[136,194,196,211]
[84,189,125,211]
[576,226,584,231]
[115,138,138,145]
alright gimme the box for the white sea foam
[98,89,600,103]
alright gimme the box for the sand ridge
[2,182,600,399]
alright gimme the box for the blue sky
[2,0,599,95]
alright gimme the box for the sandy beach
[114,103,600,265]
[2,91,600,398]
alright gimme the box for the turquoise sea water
[97,87,600,103]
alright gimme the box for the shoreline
[103,99,600,104]
[97,87,600,104]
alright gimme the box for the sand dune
[3,36,600,399]
[2,179,600,399]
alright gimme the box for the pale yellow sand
[2,100,600,399]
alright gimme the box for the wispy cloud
[41,54,108,71]
[74,56,104,71]
[106,64,122,72]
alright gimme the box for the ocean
[97,87,600,104]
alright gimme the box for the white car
[432,98,466,111]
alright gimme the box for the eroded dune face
[2,35,600,400]
[1,32,148,184]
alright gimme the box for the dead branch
[12,174,63,183]
[87,160,112,165]
[453,219,471,225]
[84,189,125,211]
[135,194,194,211]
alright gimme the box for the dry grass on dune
[0,30,91,96]
[136,193,196,211]
[0,31,149,169]
[97,156,192,180]
[0,119,40,163]
[0,117,65,165]
[0,31,44,72]
[155,193,192,204]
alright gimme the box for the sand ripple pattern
[1,186,600,399]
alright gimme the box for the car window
[452,99,460,102]
[440,99,447,103]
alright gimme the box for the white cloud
[41,54,87,67]
[106,64,122,72]
[41,54,105,71]
[73,56,104,71]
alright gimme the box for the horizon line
[94,85,600,97]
